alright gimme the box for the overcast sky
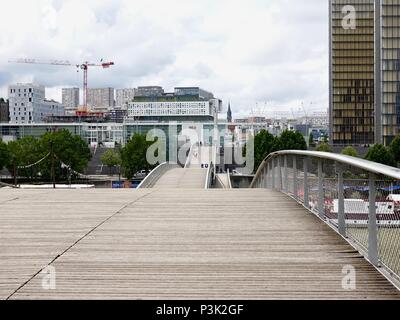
[0,0,329,118]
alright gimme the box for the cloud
[0,0,329,118]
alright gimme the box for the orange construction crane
[8,58,114,114]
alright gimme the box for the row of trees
[310,136,400,167]
[0,130,92,183]
[100,133,157,179]
[0,131,158,183]
[254,130,307,171]
[253,129,400,170]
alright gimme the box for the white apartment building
[8,83,64,124]
[62,87,80,115]
[116,88,135,107]
[128,100,213,117]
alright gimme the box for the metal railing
[205,162,215,189]
[137,162,180,189]
[250,150,400,285]
[184,142,199,169]
[227,169,232,189]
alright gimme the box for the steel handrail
[137,162,167,189]
[204,162,214,189]
[250,149,400,289]
[251,150,400,188]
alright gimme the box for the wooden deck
[0,188,399,300]
[153,168,207,189]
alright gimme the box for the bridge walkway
[0,188,399,299]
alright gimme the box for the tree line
[0,130,92,184]
[253,130,307,171]
[0,131,157,184]
[253,129,400,171]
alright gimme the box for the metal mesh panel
[308,158,318,213]
[376,178,400,278]
[251,152,400,284]
[287,155,294,196]
[342,166,370,253]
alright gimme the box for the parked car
[134,170,148,178]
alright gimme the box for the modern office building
[0,98,9,123]
[329,0,400,146]
[87,88,115,111]
[329,0,375,146]
[115,88,135,107]
[0,122,228,148]
[376,0,400,145]
[62,88,80,115]
[8,83,64,124]
[127,86,222,122]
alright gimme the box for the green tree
[341,146,358,158]
[253,130,276,172]
[0,139,10,172]
[365,144,396,167]
[274,130,307,151]
[101,149,121,175]
[315,143,333,153]
[39,130,92,180]
[6,137,45,183]
[121,133,155,179]
[389,134,400,164]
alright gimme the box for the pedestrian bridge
[0,150,400,299]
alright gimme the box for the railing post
[293,156,298,199]
[317,160,325,219]
[268,161,272,188]
[278,156,283,191]
[261,166,265,188]
[271,158,276,189]
[337,164,346,237]
[283,155,288,193]
[303,157,309,208]
[264,165,268,188]
[368,173,379,267]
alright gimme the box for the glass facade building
[330,0,375,146]
[379,0,400,145]
[330,0,400,146]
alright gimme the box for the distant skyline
[0,0,329,118]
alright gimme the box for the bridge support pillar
[368,174,379,267]
[318,160,325,219]
[337,164,346,237]
[303,158,309,208]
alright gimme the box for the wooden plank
[0,188,399,300]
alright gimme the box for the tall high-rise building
[87,88,114,111]
[329,0,375,146]
[62,87,80,115]
[116,88,135,107]
[376,0,400,145]
[329,0,400,146]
